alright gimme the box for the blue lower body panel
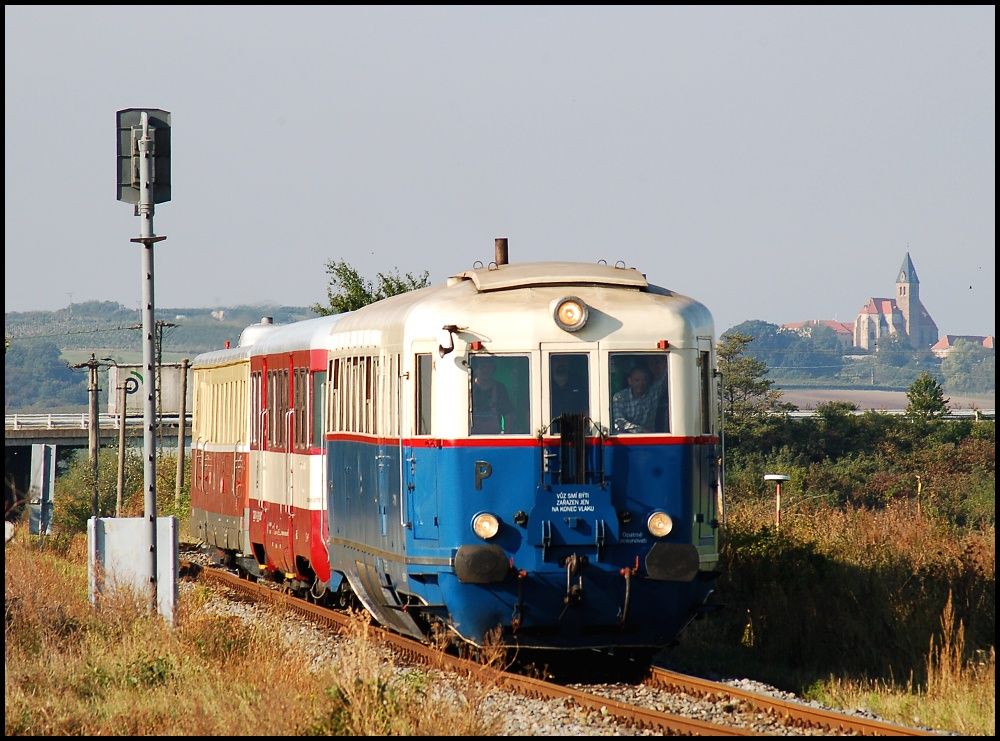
[437,563,714,649]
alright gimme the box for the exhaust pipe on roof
[495,237,508,266]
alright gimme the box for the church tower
[894,252,939,348]
[895,252,918,335]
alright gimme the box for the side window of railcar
[293,367,308,449]
[608,352,669,434]
[333,358,346,433]
[416,353,432,435]
[312,371,326,446]
[267,368,289,446]
[267,371,277,444]
[251,371,262,447]
[469,355,529,435]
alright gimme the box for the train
[189,252,721,655]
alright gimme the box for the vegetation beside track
[4,528,499,736]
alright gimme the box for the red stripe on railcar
[326,433,719,448]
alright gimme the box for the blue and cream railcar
[321,261,720,650]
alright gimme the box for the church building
[853,253,939,351]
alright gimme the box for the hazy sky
[5,6,995,337]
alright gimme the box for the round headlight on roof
[552,296,589,332]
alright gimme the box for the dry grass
[670,497,994,735]
[305,617,502,736]
[728,496,979,570]
[810,595,995,736]
[4,524,500,736]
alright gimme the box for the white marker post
[764,474,790,531]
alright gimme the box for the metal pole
[175,358,189,506]
[88,354,100,518]
[775,482,782,531]
[118,107,171,618]
[134,111,160,611]
[156,322,163,449]
[117,381,127,516]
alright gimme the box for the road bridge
[5,413,191,448]
[5,413,193,532]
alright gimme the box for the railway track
[182,557,938,736]
[643,667,933,736]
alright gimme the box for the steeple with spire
[853,252,939,350]
[896,252,919,335]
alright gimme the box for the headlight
[646,511,673,538]
[472,512,501,540]
[552,296,589,332]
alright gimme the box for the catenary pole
[88,355,100,518]
[117,380,127,517]
[175,358,188,506]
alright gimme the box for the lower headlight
[646,511,673,538]
[472,512,501,540]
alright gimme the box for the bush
[700,501,995,684]
[53,447,190,536]
[703,411,996,689]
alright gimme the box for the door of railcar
[541,345,599,488]
[250,369,264,556]
[541,345,597,436]
[288,365,311,571]
[264,363,294,574]
[312,369,329,569]
[374,354,400,542]
[405,348,438,540]
[694,336,719,545]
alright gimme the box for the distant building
[930,335,995,359]
[853,253,939,351]
[781,320,855,349]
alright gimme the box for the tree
[906,372,950,420]
[725,320,844,380]
[312,260,430,315]
[717,331,796,438]
[727,320,783,345]
[4,341,87,411]
[941,339,995,394]
[805,325,846,377]
[725,320,787,371]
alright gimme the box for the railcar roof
[191,345,251,367]
[452,261,648,292]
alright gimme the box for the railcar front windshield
[469,355,530,435]
[549,352,590,432]
[609,352,669,434]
